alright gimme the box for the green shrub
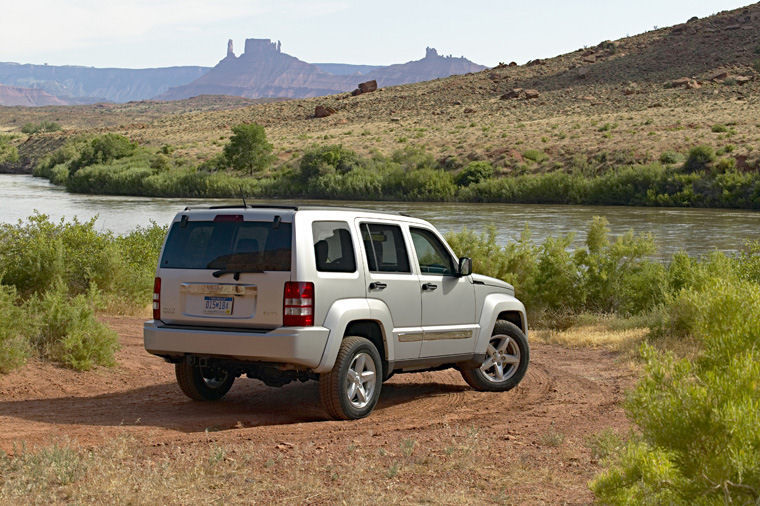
[455,161,494,186]
[659,151,683,165]
[299,144,360,180]
[222,123,274,174]
[391,146,438,171]
[522,149,549,163]
[593,275,760,503]
[0,214,121,297]
[70,134,137,173]
[711,124,728,133]
[0,135,19,164]
[683,145,715,172]
[26,282,118,370]
[0,285,30,373]
[21,121,61,134]
[446,218,659,319]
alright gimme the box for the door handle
[422,283,438,291]
[369,282,387,290]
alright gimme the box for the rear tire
[175,358,235,401]
[460,320,529,392]
[320,336,382,420]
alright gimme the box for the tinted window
[361,223,410,273]
[410,227,456,275]
[312,221,356,273]
[161,219,292,271]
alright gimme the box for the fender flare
[475,294,527,354]
[313,298,394,373]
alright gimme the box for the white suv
[144,205,529,419]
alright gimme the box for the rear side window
[361,223,410,273]
[160,219,292,271]
[312,221,356,273]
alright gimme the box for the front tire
[460,320,529,392]
[175,358,235,401]
[320,336,382,420]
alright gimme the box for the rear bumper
[143,320,330,369]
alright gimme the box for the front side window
[361,223,410,273]
[160,219,292,271]
[312,221,356,273]
[410,227,456,276]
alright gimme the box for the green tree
[223,123,274,175]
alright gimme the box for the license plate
[203,296,234,315]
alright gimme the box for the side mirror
[458,257,472,276]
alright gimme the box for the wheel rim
[201,367,228,389]
[345,352,377,409]
[480,334,521,383]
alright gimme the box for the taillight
[153,277,161,321]
[283,282,314,326]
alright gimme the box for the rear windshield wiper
[211,269,263,280]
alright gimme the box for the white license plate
[203,296,234,315]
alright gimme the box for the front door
[358,221,422,360]
[409,227,477,357]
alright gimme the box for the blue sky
[0,0,753,68]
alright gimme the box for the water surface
[2,174,759,260]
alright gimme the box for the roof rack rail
[182,204,299,211]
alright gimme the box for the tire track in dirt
[0,316,634,452]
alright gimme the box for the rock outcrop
[351,80,377,96]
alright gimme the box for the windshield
[160,220,292,271]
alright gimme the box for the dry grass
[0,426,578,505]
[532,324,649,353]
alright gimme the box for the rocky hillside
[3,3,759,172]
[157,39,485,100]
[0,83,67,106]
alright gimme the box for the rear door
[357,220,422,360]
[409,226,477,357]
[157,212,292,329]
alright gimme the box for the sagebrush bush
[683,144,715,172]
[446,217,659,321]
[593,247,760,503]
[21,121,61,134]
[0,135,19,164]
[26,282,119,370]
[0,285,30,373]
[70,134,136,173]
[455,161,494,186]
[0,214,121,296]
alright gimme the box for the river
[2,174,759,260]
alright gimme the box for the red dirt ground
[0,316,634,503]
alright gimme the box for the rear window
[160,219,292,271]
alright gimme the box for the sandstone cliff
[157,39,486,100]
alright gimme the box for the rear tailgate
[156,210,293,330]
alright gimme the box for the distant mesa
[156,38,486,101]
[0,37,484,105]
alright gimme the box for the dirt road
[0,316,634,503]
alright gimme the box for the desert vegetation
[28,128,760,208]
[0,213,758,502]
[0,214,165,371]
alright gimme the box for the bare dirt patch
[0,316,634,503]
